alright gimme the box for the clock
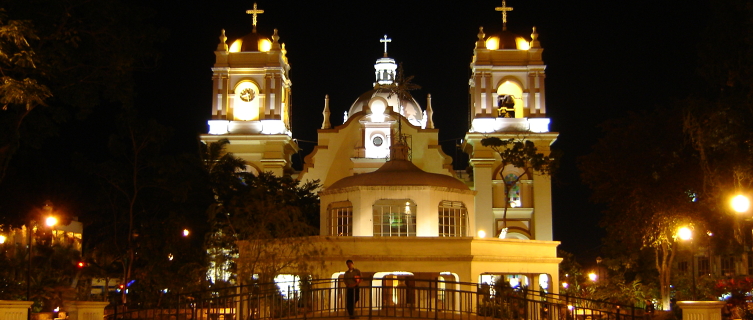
[373,136,384,147]
[239,88,256,102]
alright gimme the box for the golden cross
[380,35,392,57]
[246,3,265,33]
[495,0,513,30]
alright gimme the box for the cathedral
[199,1,561,296]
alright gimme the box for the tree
[200,139,322,283]
[0,0,163,185]
[481,137,558,232]
[580,107,703,309]
[79,112,210,305]
[682,0,753,250]
[0,10,52,182]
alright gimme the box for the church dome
[327,158,468,191]
[348,88,423,126]
[229,32,273,52]
[484,30,531,50]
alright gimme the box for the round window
[373,136,384,147]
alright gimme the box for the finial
[322,95,331,129]
[281,43,288,63]
[426,94,434,129]
[217,29,228,51]
[272,29,281,50]
[380,35,392,57]
[246,3,265,33]
[530,26,541,48]
[476,27,486,49]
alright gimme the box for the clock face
[239,88,256,102]
[373,136,384,147]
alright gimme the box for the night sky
[11,1,710,259]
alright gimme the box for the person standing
[344,260,362,319]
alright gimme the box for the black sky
[13,0,710,259]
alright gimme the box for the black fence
[105,279,641,320]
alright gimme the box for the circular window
[373,136,384,147]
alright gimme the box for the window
[373,199,416,237]
[438,201,468,237]
[329,201,352,236]
[504,173,521,208]
[698,257,710,277]
[677,261,688,274]
[722,256,735,276]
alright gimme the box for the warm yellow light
[732,195,750,213]
[515,37,530,50]
[0,235,6,244]
[258,39,272,52]
[229,39,242,52]
[678,226,692,241]
[477,230,486,238]
[45,216,58,227]
[561,282,568,288]
[485,36,500,50]
[588,272,597,281]
[183,229,190,237]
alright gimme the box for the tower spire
[495,0,514,31]
[246,2,265,33]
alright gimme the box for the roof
[327,159,469,190]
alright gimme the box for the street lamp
[678,226,696,300]
[27,202,57,318]
[732,195,750,214]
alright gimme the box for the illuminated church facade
[200,2,561,294]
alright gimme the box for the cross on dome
[246,3,265,33]
[495,0,513,31]
[380,35,392,57]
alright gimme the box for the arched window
[329,201,352,236]
[373,199,416,237]
[438,201,468,237]
[504,173,521,208]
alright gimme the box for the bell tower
[463,2,558,241]
[200,3,298,176]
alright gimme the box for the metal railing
[105,279,640,320]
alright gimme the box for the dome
[348,88,423,126]
[229,32,273,52]
[485,30,531,50]
[327,159,469,191]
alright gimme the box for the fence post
[368,281,373,320]
[434,280,439,320]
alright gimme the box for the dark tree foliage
[0,0,164,184]
[78,112,211,306]
[580,107,704,308]
[481,137,558,229]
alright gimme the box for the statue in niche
[497,95,516,118]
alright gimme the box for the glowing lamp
[477,230,486,238]
[183,229,190,237]
[588,272,597,281]
[677,226,692,241]
[732,195,750,213]
[45,216,58,227]
[0,235,5,244]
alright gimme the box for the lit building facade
[202,3,561,294]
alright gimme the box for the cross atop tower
[246,3,265,33]
[495,0,513,31]
[380,35,392,57]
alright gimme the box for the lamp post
[678,226,696,300]
[27,202,57,320]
